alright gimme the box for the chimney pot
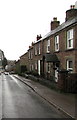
[70,5,75,9]
[70,5,73,9]
[73,5,75,9]
[66,5,77,21]
[53,17,57,21]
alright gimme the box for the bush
[31,71,39,76]
[20,65,27,73]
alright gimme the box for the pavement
[13,74,76,119]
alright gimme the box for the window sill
[38,53,41,55]
[65,48,75,52]
[54,50,60,53]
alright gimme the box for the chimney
[31,42,35,46]
[36,34,42,41]
[66,5,77,21]
[50,17,60,31]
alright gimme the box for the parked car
[9,71,15,74]
[4,72,9,75]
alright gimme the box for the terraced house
[28,35,43,75]
[25,5,77,82]
[19,4,77,88]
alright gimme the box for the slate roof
[28,16,77,50]
[40,16,77,41]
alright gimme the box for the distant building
[5,60,16,72]
[0,49,5,71]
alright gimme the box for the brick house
[44,6,77,82]
[26,5,77,83]
[28,35,43,75]
[20,52,28,67]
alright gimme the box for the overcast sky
[0,0,77,60]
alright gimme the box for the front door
[38,60,40,75]
[55,68,58,82]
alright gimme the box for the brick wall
[58,72,77,93]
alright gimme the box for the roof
[40,16,77,41]
[44,53,59,62]
[20,52,28,58]
[28,16,77,51]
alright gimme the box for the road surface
[0,73,69,119]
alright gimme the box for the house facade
[20,52,29,67]
[19,5,77,83]
[28,35,43,76]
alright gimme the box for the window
[35,46,37,55]
[35,61,37,70]
[67,29,73,49]
[38,43,41,54]
[30,64,34,71]
[47,39,50,53]
[30,64,31,71]
[29,51,33,59]
[55,35,59,51]
[31,51,33,59]
[67,60,73,72]
[32,64,34,71]
[46,63,51,73]
[29,51,30,59]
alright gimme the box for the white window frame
[47,39,50,53]
[67,29,73,49]
[66,60,73,72]
[55,35,59,51]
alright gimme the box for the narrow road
[1,73,69,119]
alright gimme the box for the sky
[0,0,77,60]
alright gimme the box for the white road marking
[9,75,22,88]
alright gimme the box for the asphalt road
[0,73,69,119]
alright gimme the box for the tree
[2,57,8,69]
